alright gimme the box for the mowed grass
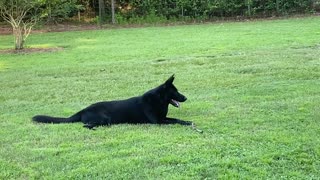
[0,17,320,179]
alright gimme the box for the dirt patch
[0,23,99,35]
[0,26,12,35]
[0,47,64,54]
[45,23,99,32]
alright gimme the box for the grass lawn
[0,17,320,179]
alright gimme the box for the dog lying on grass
[33,75,197,130]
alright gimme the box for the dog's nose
[183,96,187,101]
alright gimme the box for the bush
[111,0,320,22]
[41,0,83,24]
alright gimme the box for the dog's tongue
[171,99,180,107]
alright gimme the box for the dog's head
[162,74,187,108]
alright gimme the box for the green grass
[1,17,320,179]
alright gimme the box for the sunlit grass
[0,62,7,71]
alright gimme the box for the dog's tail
[32,112,81,124]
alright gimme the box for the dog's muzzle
[170,96,187,108]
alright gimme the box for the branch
[1,0,35,24]
[23,17,38,41]
[0,8,18,28]
[0,6,11,21]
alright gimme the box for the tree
[0,0,42,50]
[246,0,252,16]
[111,0,115,24]
[98,0,105,25]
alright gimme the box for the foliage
[0,17,320,179]
[1,0,319,24]
[111,0,319,22]
[41,0,84,23]
[115,11,168,25]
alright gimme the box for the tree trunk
[276,0,280,15]
[247,0,251,17]
[98,0,106,25]
[111,0,115,24]
[181,6,184,17]
[13,27,24,50]
[48,1,52,23]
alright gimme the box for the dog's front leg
[163,117,192,126]
[143,108,160,124]
[165,118,203,133]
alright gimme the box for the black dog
[33,75,192,129]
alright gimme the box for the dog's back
[87,97,148,124]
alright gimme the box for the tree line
[2,0,319,24]
[47,0,320,23]
[109,0,319,23]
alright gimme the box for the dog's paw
[191,122,203,133]
[184,121,193,125]
[83,124,96,130]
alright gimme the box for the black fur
[32,75,192,129]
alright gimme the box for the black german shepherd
[32,75,192,129]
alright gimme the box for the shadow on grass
[0,47,64,54]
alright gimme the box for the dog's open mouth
[170,99,180,108]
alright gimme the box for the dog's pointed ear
[165,74,175,85]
